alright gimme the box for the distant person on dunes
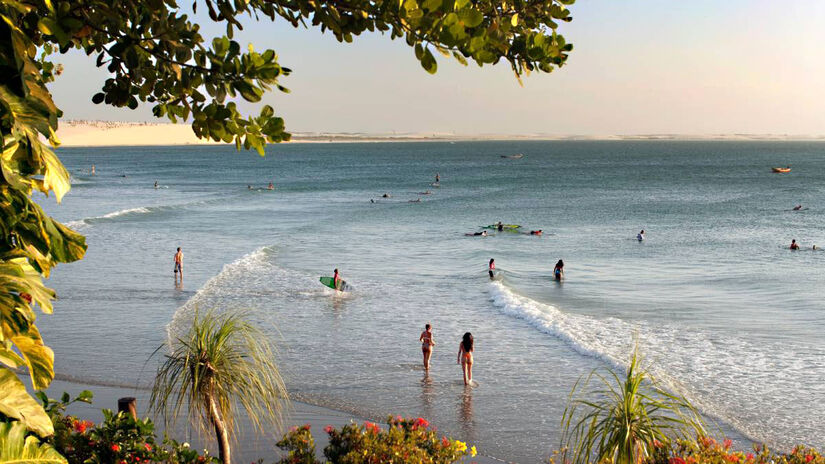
[419,323,435,371]
[457,332,474,386]
[553,259,564,281]
[790,239,799,250]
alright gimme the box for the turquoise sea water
[40,141,825,463]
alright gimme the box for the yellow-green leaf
[0,420,65,463]
[0,368,54,437]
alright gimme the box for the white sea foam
[65,206,153,229]
[487,281,825,450]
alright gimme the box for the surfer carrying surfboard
[333,268,341,289]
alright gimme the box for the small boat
[772,167,791,173]
[501,153,524,159]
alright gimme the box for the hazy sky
[50,0,825,135]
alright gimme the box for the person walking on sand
[488,258,496,279]
[174,247,183,283]
[553,259,564,281]
[420,324,435,370]
[457,332,474,386]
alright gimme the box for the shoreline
[38,375,507,464]
[53,121,825,147]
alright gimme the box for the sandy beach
[54,120,825,147]
[41,377,503,464]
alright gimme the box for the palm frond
[561,346,706,464]
[149,308,289,443]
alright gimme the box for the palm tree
[150,309,288,464]
[560,346,706,464]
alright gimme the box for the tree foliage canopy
[0,0,575,442]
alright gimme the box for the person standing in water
[488,258,496,279]
[419,324,435,370]
[435,173,440,183]
[553,259,564,281]
[154,181,158,189]
[637,229,645,241]
[496,221,504,232]
[174,247,183,283]
[91,164,96,175]
[457,332,474,386]
[333,268,341,290]
[790,239,799,250]
[267,182,274,190]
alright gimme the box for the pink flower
[724,439,733,449]
[144,443,151,451]
[653,439,663,449]
[324,425,334,434]
[442,437,450,447]
[669,458,686,464]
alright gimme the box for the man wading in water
[174,247,183,285]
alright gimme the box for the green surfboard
[320,276,353,292]
[482,224,521,230]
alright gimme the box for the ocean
[39,141,825,463]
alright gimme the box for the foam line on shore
[486,281,825,451]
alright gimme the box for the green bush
[39,391,216,464]
[276,416,477,464]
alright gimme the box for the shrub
[40,391,216,464]
[276,416,477,464]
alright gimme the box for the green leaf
[0,420,65,463]
[420,47,437,74]
[0,368,54,437]
[458,9,483,28]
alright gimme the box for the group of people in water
[419,324,475,386]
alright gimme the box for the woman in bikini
[457,332,474,385]
[419,323,435,370]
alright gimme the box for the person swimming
[637,229,645,241]
[465,230,488,237]
[529,230,542,236]
[488,258,495,279]
[793,205,802,211]
[790,239,799,250]
[553,259,564,281]
[457,332,474,386]
[409,198,421,203]
[419,324,435,371]
[267,182,274,190]
[382,193,391,198]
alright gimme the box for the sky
[49,0,825,135]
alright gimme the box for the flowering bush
[656,437,825,464]
[276,416,477,464]
[40,391,216,464]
